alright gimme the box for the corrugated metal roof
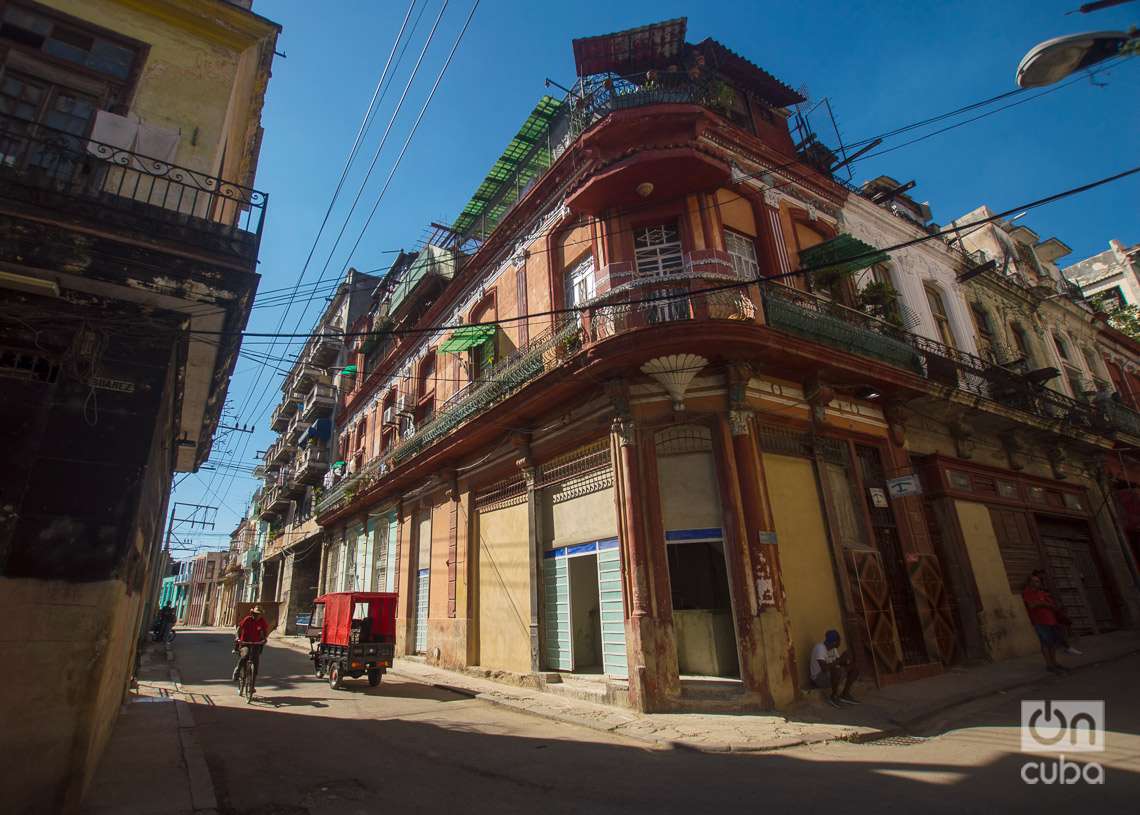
[571,17,687,77]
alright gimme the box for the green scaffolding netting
[451,95,564,239]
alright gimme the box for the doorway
[654,424,739,678]
[542,539,627,676]
[1035,517,1115,634]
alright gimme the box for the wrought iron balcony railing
[270,398,298,432]
[759,282,1099,430]
[583,251,756,343]
[316,319,581,517]
[302,382,337,421]
[1101,401,1140,439]
[0,113,266,258]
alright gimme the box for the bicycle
[234,640,264,703]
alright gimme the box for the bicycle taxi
[305,591,397,689]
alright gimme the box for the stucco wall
[954,500,1039,660]
[45,0,255,177]
[475,502,531,673]
[657,451,722,533]
[763,454,845,681]
[541,486,617,550]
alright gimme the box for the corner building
[315,19,1138,712]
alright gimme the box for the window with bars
[634,223,688,322]
[565,254,596,311]
[723,229,759,280]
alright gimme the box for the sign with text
[886,474,922,499]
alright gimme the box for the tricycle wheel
[367,669,381,687]
[314,658,324,678]
[329,662,343,690]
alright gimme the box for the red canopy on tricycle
[313,591,397,647]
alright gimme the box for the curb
[165,637,219,814]
[844,646,1140,746]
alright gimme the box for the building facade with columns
[310,18,1138,712]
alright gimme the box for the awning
[439,324,496,354]
[339,364,357,376]
[798,234,889,277]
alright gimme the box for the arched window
[1053,333,1086,398]
[862,263,901,324]
[924,283,956,348]
[970,302,995,359]
[1010,323,1032,366]
[1081,346,1110,393]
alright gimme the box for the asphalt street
[173,630,1140,814]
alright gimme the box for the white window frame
[723,229,759,281]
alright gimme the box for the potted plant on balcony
[858,281,903,327]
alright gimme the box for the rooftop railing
[0,112,266,259]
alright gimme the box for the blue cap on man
[824,629,841,646]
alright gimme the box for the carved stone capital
[726,361,752,411]
[729,409,753,437]
[604,378,631,418]
[441,468,460,502]
[803,373,835,425]
[520,465,537,490]
[612,415,637,447]
[882,401,909,448]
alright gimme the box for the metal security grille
[654,424,712,456]
[855,444,928,666]
[414,569,429,653]
[634,224,688,322]
[723,229,760,281]
[474,475,527,511]
[597,543,628,678]
[0,346,60,383]
[542,556,572,670]
[538,440,610,485]
[756,424,813,458]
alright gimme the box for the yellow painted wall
[657,451,722,533]
[475,502,532,672]
[541,485,617,550]
[44,0,271,180]
[716,187,757,236]
[429,501,452,619]
[762,454,845,683]
[954,500,1040,660]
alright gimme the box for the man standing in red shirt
[1022,572,1068,674]
[232,606,270,690]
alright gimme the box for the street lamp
[1016,29,1137,87]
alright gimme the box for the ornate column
[717,363,795,705]
[511,432,543,673]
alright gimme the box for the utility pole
[142,502,218,640]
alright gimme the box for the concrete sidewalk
[82,638,217,815]
[277,628,1140,753]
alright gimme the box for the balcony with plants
[316,319,581,518]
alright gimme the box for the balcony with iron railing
[259,484,290,519]
[0,113,266,261]
[316,319,581,517]
[582,250,757,344]
[758,282,1101,431]
[294,443,330,484]
[288,363,331,401]
[306,334,340,367]
[285,411,311,445]
[302,382,337,421]
[270,397,299,432]
[266,436,293,466]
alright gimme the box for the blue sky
[169,0,1140,555]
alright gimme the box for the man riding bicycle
[232,606,269,692]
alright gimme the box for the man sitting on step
[810,629,861,708]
